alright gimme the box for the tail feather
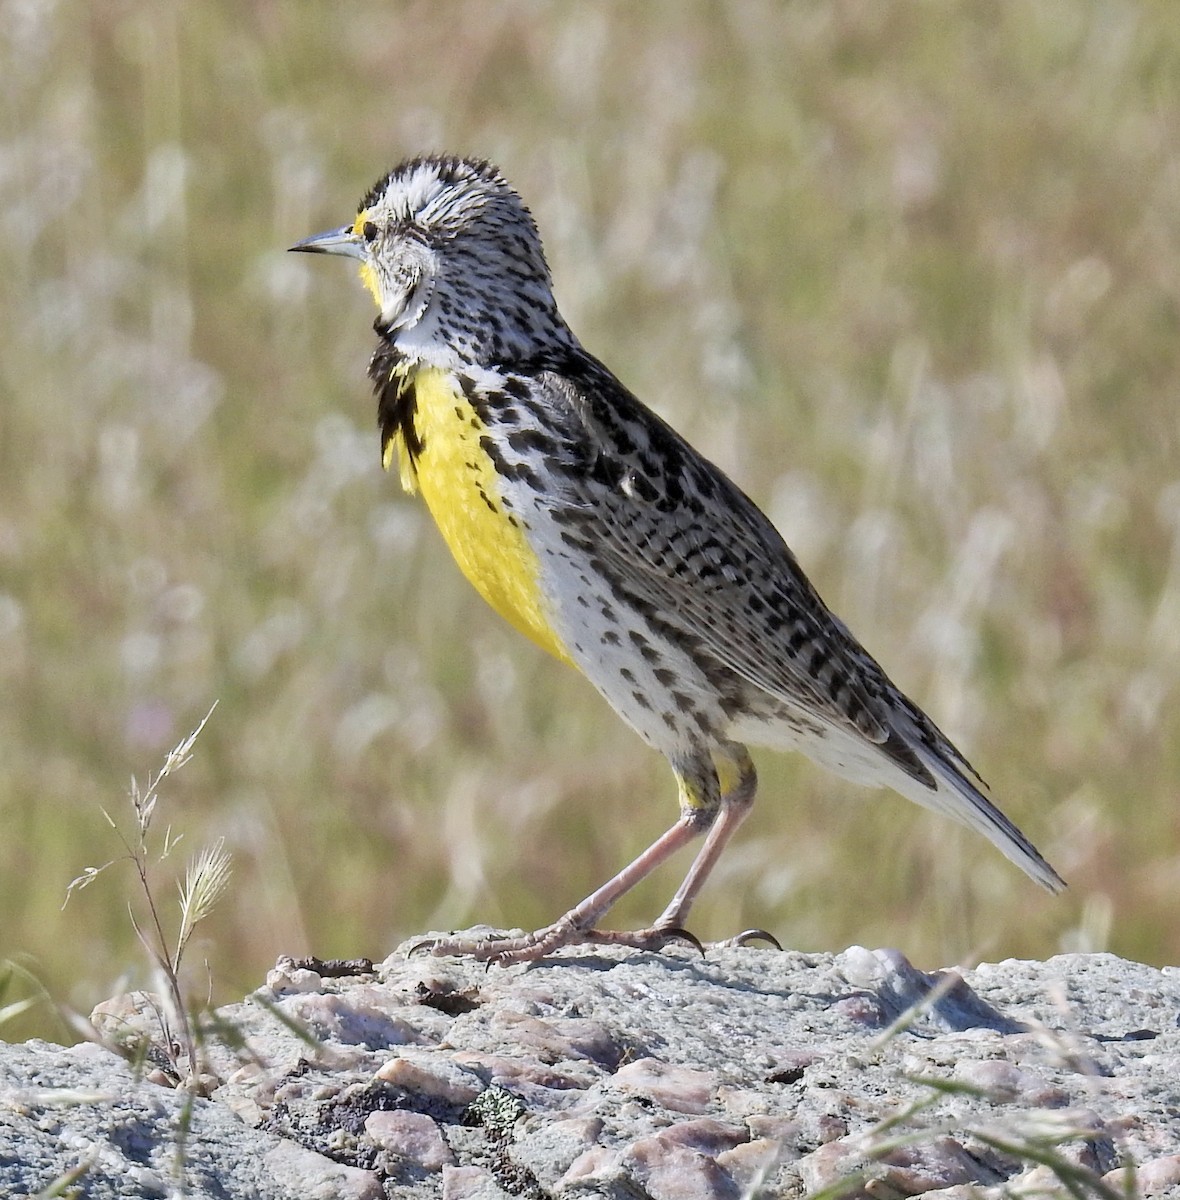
[732,702,1065,892]
[901,747,1066,893]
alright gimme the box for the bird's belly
[539,570,735,756]
[408,368,571,665]
[727,706,894,789]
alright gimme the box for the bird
[290,154,1064,964]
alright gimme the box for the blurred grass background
[2,0,1179,1043]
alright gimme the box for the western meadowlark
[291,155,1064,964]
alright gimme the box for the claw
[582,925,706,956]
[655,926,707,956]
[711,927,783,950]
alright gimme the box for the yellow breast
[386,364,571,666]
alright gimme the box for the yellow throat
[380,360,572,667]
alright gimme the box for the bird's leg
[420,746,759,966]
[654,746,757,931]
[420,810,711,964]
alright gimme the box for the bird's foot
[409,920,704,966]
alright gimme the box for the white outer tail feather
[735,707,1065,892]
[901,740,1065,892]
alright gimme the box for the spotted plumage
[291,155,1064,963]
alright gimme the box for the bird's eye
[362,221,379,243]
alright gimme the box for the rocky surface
[3,938,1180,1198]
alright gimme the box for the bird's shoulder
[476,350,728,510]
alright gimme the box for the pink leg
[655,788,755,930]
[421,746,758,965]
[421,811,707,964]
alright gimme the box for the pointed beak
[288,225,366,260]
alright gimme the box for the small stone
[812,1113,849,1144]
[718,1084,790,1119]
[612,1057,718,1114]
[765,1048,825,1082]
[992,1106,1117,1174]
[795,1139,865,1195]
[265,961,324,994]
[89,991,164,1050]
[1110,1153,1180,1196]
[954,1058,1070,1106]
[510,1115,604,1187]
[374,1050,483,1104]
[219,1092,265,1126]
[440,1163,514,1199]
[800,1132,993,1196]
[488,1010,620,1067]
[830,993,888,1026]
[625,1134,740,1200]
[560,1144,621,1187]
[1006,1163,1066,1195]
[715,1138,786,1193]
[273,1072,345,1105]
[743,1114,805,1157]
[364,1109,454,1169]
[878,1136,988,1192]
[654,1117,747,1156]
[262,1141,383,1199]
[838,947,1021,1033]
[451,1050,598,1092]
[280,990,427,1049]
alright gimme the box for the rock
[364,1109,455,1169]
[0,1040,380,1199]
[1116,1152,1180,1196]
[2,943,1178,1197]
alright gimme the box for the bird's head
[291,155,570,365]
